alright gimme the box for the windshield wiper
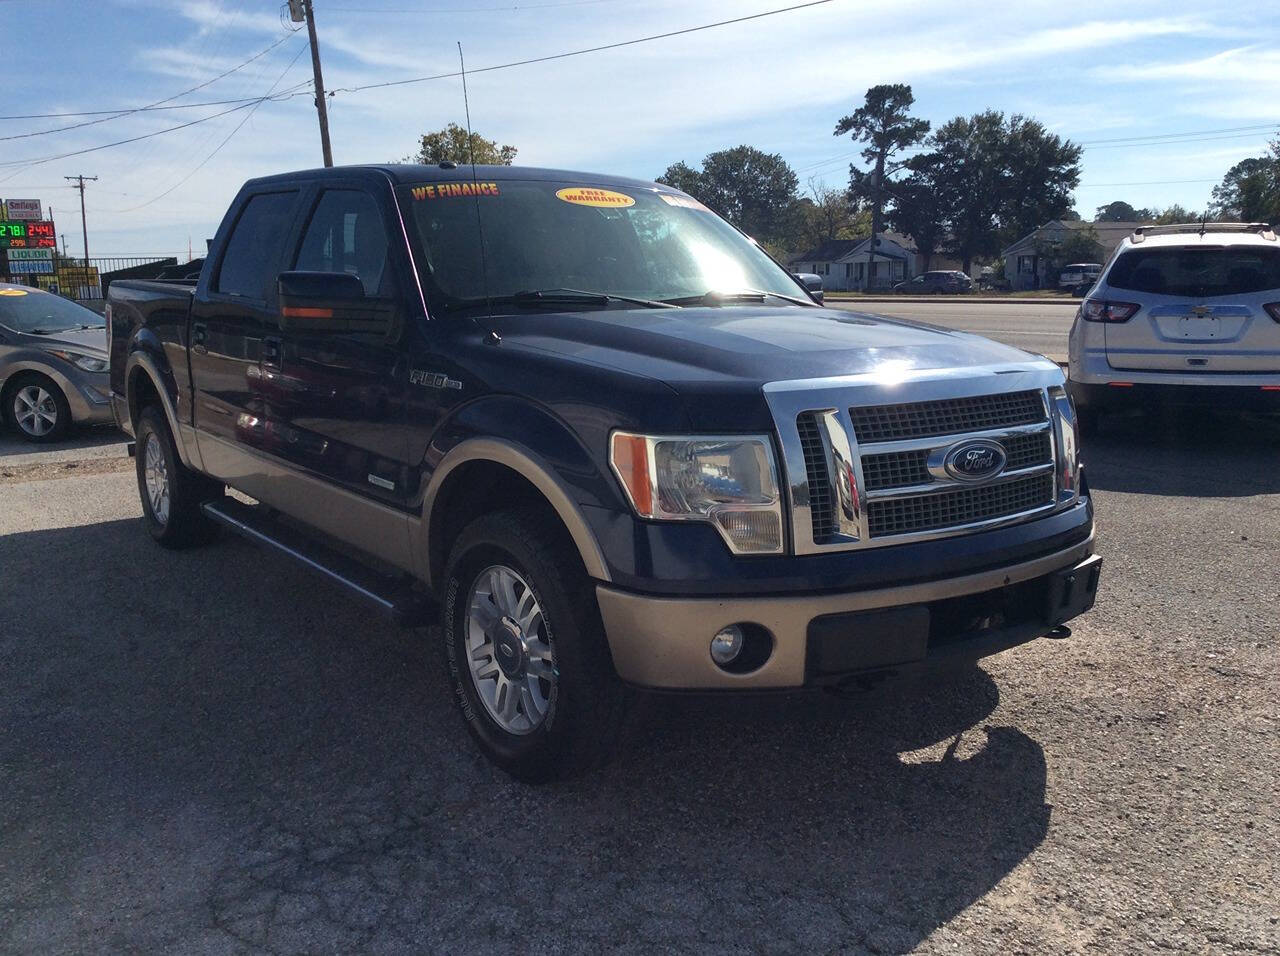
[662,288,816,307]
[509,288,680,309]
[27,327,69,335]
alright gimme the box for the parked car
[0,284,112,442]
[1068,223,1280,433]
[1058,263,1102,296]
[109,164,1100,781]
[894,271,973,294]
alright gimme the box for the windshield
[0,288,104,333]
[398,178,808,312]
[1107,247,1280,298]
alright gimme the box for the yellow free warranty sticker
[555,187,635,208]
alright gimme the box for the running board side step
[201,498,435,627]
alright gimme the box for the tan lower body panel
[196,432,417,574]
[597,533,1094,690]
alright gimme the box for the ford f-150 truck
[108,165,1101,781]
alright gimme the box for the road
[1,410,1277,953]
[827,299,1078,363]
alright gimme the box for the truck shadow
[1,517,1047,954]
[1082,408,1280,496]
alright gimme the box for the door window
[295,190,389,295]
[215,191,298,299]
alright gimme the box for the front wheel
[4,373,71,443]
[442,510,628,782]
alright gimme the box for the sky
[3,0,1277,261]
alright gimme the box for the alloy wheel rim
[143,433,170,524]
[14,386,57,437]
[465,564,556,735]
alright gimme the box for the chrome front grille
[764,368,1074,555]
[848,389,1046,442]
[861,448,930,491]
[796,413,836,541]
[867,473,1054,538]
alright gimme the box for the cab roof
[244,163,673,194]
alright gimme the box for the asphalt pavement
[827,298,1078,363]
[1,408,1277,953]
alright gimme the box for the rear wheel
[442,510,628,782]
[134,405,222,548]
[4,373,71,443]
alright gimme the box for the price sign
[0,221,55,249]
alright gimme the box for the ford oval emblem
[943,439,1007,482]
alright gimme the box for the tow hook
[1045,625,1072,640]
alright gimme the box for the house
[791,232,961,291]
[1001,220,1141,291]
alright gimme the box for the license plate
[1177,316,1220,339]
[1045,555,1102,626]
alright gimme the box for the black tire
[3,372,71,443]
[134,404,222,548]
[442,510,628,782]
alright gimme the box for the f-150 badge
[410,370,462,390]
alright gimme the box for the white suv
[1068,222,1280,432]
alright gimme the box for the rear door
[190,189,301,455]
[1103,243,1280,373]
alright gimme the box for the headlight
[47,349,108,373]
[610,431,784,554]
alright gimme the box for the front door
[271,185,415,511]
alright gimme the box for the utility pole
[291,0,333,167]
[64,175,97,268]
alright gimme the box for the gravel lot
[1,410,1277,954]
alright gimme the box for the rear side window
[294,189,389,294]
[216,191,298,299]
[1107,246,1280,297]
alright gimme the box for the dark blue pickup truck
[107,164,1100,781]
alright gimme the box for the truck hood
[487,305,1049,388]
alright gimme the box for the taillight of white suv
[1081,299,1140,323]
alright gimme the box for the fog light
[710,625,744,666]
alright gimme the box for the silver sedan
[0,283,112,442]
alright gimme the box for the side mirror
[277,271,393,335]
[794,272,824,304]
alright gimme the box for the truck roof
[243,163,671,193]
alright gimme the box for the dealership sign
[5,247,54,274]
[4,199,43,220]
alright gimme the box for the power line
[108,44,312,213]
[1077,122,1277,146]
[1076,178,1218,188]
[329,0,623,11]
[330,0,836,95]
[0,34,298,141]
[0,92,302,121]
[0,87,312,172]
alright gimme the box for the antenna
[457,42,495,333]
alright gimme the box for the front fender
[416,395,629,589]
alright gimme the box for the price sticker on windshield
[555,187,635,208]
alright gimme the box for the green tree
[1210,146,1280,222]
[1035,225,1102,280]
[656,146,801,247]
[885,171,945,270]
[1095,200,1154,222]
[1151,204,1200,225]
[788,180,870,253]
[403,122,517,165]
[834,84,930,284]
[923,110,1081,271]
